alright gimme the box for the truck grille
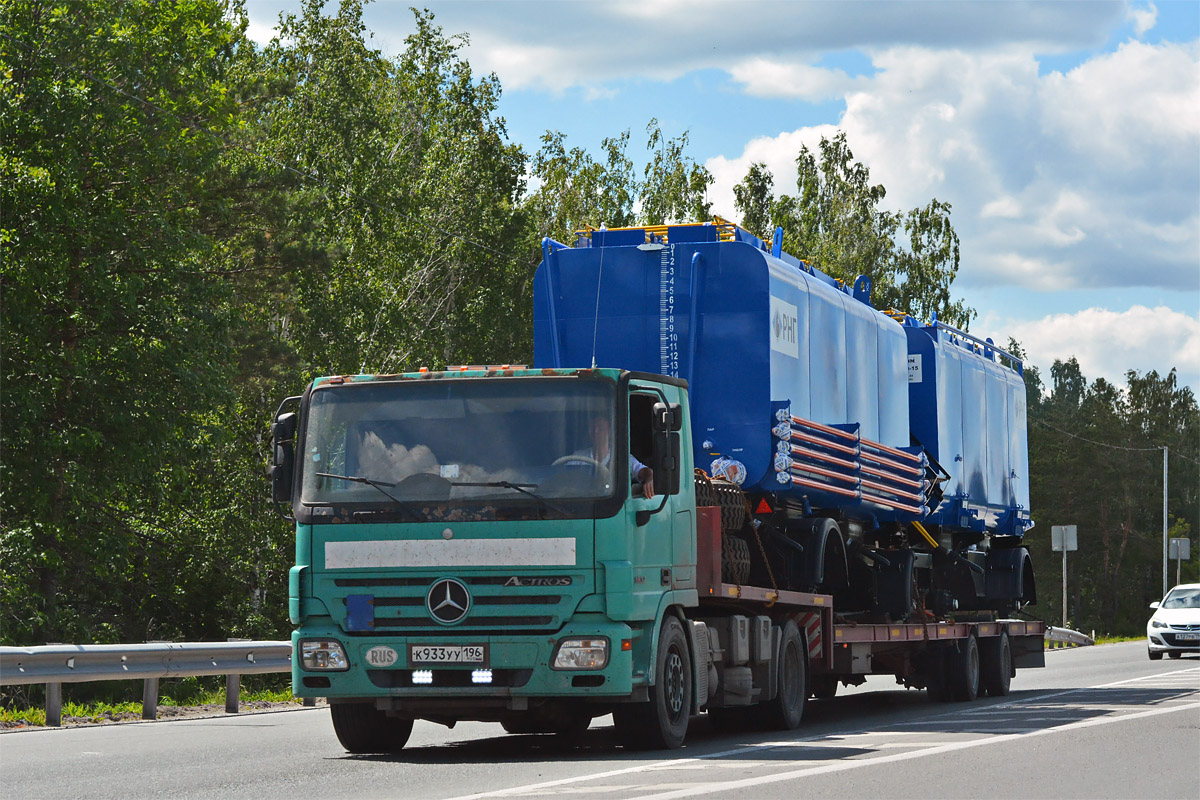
[323,573,586,634]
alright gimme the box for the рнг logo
[426,578,471,624]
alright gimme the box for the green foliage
[527,129,637,242]
[2,0,244,644]
[3,1,1188,654]
[639,119,713,225]
[733,132,973,327]
[1023,354,1200,636]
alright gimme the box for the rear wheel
[614,616,691,749]
[947,634,981,702]
[762,621,807,730]
[980,632,1012,697]
[329,702,413,754]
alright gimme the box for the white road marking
[632,702,1200,800]
[445,666,1200,800]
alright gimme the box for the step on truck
[272,219,1044,752]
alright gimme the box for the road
[3,642,1197,799]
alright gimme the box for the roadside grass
[1093,634,1144,645]
[1,677,299,728]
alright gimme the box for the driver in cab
[571,416,655,499]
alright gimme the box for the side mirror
[1149,601,1161,610]
[652,402,683,432]
[271,412,297,505]
[652,429,681,497]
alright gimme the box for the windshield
[1162,587,1200,610]
[299,377,618,507]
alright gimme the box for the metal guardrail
[0,640,298,727]
[1045,626,1095,649]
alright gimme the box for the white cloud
[728,59,863,101]
[1127,2,1158,37]
[262,1,1127,93]
[981,196,1022,219]
[987,305,1200,390]
[703,40,1200,294]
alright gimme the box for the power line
[1033,417,1198,464]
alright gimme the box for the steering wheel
[552,455,604,470]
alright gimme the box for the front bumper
[1146,630,1200,654]
[293,617,637,701]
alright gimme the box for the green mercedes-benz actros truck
[272,222,1043,753]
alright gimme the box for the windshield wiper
[451,481,570,517]
[314,472,424,521]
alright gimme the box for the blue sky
[245,1,1200,392]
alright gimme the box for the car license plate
[409,644,487,664]
[1175,632,1200,641]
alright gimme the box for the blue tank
[533,221,1028,536]
[904,320,1031,535]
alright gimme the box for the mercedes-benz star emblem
[426,578,471,624]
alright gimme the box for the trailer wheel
[329,702,413,754]
[763,620,807,730]
[947,634,981,702]
[980,631,1012,697]
[614,616,691,749]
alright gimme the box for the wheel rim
[664,649,685,719]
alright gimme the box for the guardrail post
[226,637,250,713]
[225,672,240,714]
[46,682,62,726]
[142,677,159,720]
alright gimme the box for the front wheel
[1148,647,1163,661]
[614,616,692,749]
[763,620,807,730]
[329,702,413,754]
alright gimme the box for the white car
[1147,583,1200,660]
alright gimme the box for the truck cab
[275,367,695,750]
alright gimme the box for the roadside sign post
[1168,537,1191,587]
[1052,525,1078,628]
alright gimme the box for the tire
[1168,651,1183,659]
[979,631,1012,697]
[614,616,692,749]
[721,535,751,584]
[329,702,414,754]
[947,634,981,702]
[762,621,807,730]
[1148,648,1163,661]
[810,675,839,700]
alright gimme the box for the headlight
[553,638,609,670]
[300,639,349,671]
[1151,620,1169,629]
